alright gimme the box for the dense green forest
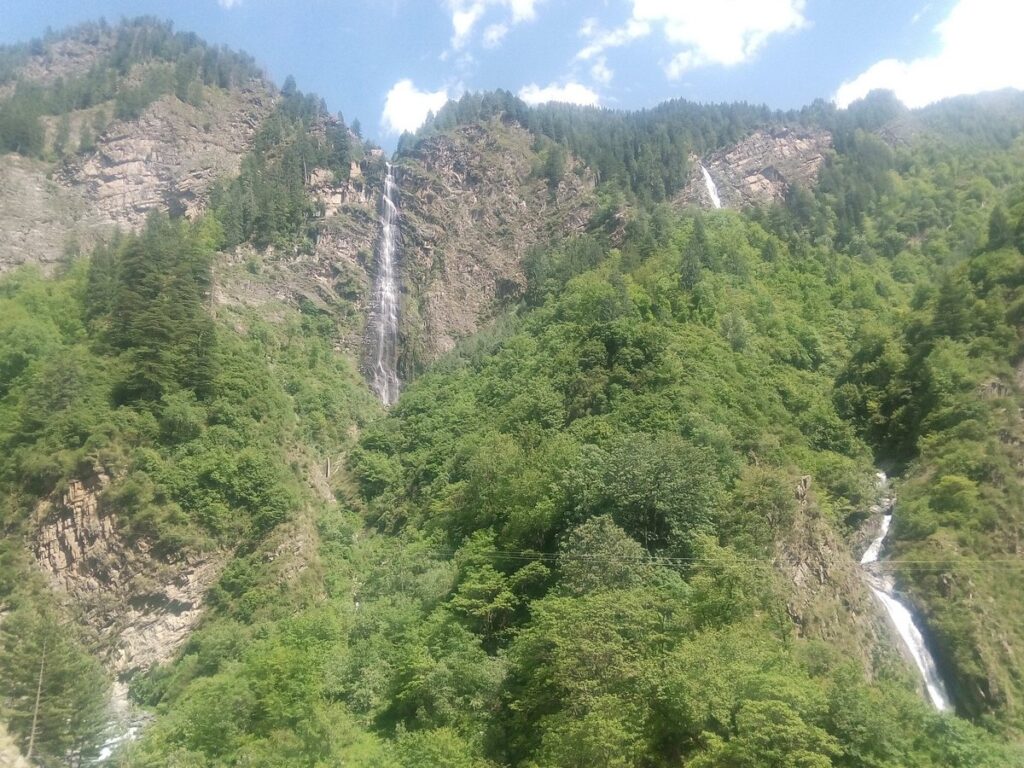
[3,18,1024,768]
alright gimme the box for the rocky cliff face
[678,127,832,209]
[212,155,384,357]
[0,721,29,768]
[58,85,273,230]
[216,120,597,373]
[395,119,596,367]
[0,78,273,275]
[776,476,898,676]
[0,153,92,271]
[33,474,219,682]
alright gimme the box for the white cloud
[218,0,242,7]
[381,79,451,135]
[452,5,485,49]
[518,81,600,106]
[579,17,599,38]
[835,0,1024,109]
[576,19,650,62]
[445,0,541,49]
[590,57,613,85]
[483,23,509,47]
[575,0,805,78]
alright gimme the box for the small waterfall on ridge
[861,472,953,711]
[370,162,401,406]
[700,163,722,209]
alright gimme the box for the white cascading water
[370,162,401,406]
[861,472,953,711]
[700,163,722,209]
[93,683,146,764]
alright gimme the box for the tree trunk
[26,637,46,761]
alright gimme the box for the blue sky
[2,1,1021,148]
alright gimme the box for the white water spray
[861,472,952,711]
[92,683,147,764]
[370,162,401,406]
[700,163,722,209]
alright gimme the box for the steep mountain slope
[395,118,595,368]
[0,19,273,272]
[2,17,1024,768]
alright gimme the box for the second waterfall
[861,473,953,711]
[371,162,401,406]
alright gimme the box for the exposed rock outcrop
[0,80,273,275]
[0,153,94,271]
[217,119,597,373]
[58,85,273,230]
[678,127,832,209]
[396,119,596,366]
[0,721,29,768]
[213,158,383,355]
[776,474,899,676]
[33,475,220,682]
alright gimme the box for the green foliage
[413,90,795,200]
[211,85,355,252]
[87,214,217,402]
[4,51,1024,768]
[843,224,1024,724]
[0,214,369,556]
[343,195,1019,764]
[0,585,108,765]
[0,96,44,155]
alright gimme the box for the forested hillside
[1,17,1024,768]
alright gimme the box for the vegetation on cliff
[0,17,260,159]
[1,17,1024,768]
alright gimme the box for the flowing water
[370,162,401,406]
[92,683,147,764]
[861,472,953,711]
[700,163,722,209]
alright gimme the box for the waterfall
[370,162,401,406]
[92,683,146,764]
[700,163,722,209]
[861,472,953,711]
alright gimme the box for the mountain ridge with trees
[0,17,1023,767]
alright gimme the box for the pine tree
[0,604,108,766]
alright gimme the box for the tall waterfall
[370,162,401,406]
[861,473,953,711]
[700,163,722,209]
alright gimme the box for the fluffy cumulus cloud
[577,0,805,78]
[835,0,1024,109]
[217,0,242,8]
[518,81,600,106]
[446,0,540,49]
[381,80,451,135]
